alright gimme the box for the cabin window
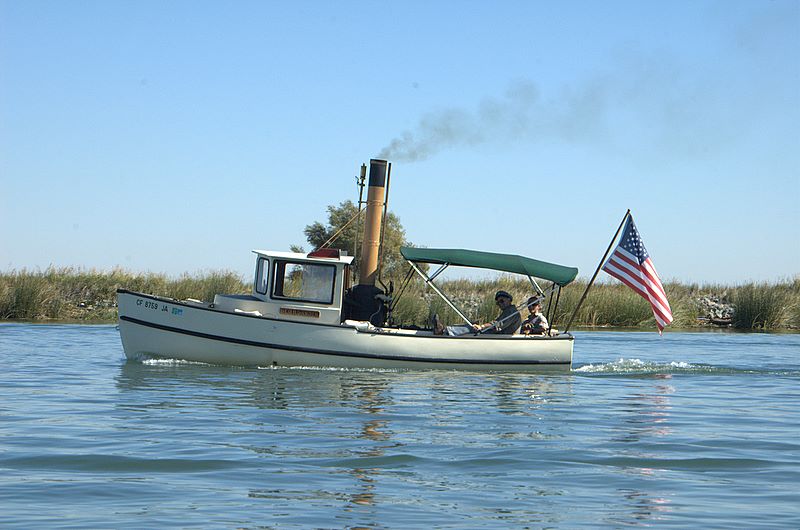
[255,257,269,295]
[272,261,336,304]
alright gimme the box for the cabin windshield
[272,260,336,304]
[255,257,269,294]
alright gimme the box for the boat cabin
[212,249,354,325]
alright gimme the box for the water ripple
[2,454,244,473]
[2,325,799,528]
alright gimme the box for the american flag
[602,214,673,333]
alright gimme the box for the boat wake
[574,358,694,375]
[573,357,800,376]
[139,358,212,367]
[128,356,799,377]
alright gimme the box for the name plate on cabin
[280,307,320,318]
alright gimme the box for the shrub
[733,282,791,330]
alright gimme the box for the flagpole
[563,209,631,333]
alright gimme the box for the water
[1,324,799,528]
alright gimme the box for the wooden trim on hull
[119,315,572,367]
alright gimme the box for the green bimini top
[400,247,579,286]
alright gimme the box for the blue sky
[1,0,798,284]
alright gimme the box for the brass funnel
[358,159,387,286]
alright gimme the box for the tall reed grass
[0,268,248,321]
[732,282,794,329]
[389,276,799,331]
[0,268,797,330]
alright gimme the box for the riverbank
[1,268,798,330]
[0,268,246,322]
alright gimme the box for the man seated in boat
[520,297,549,335]
[435,290,521,336]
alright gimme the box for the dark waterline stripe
[119,316,571,366]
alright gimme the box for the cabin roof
[252,250,355,265]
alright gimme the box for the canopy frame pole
[428,263,449,283]
[563,209,631,333]
[544,281,556,323]
[548,285,563,336]
[407,260,473,326]
[526,275,544,296]
[388,265,416,313]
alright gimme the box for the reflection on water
[608,375,676,524]
[344,377,393,511]
[110,357,795,528]
[615,376,675,444]
[115,362,575,422]
[114,362,582,522]
[612,489,672,526]
[113,362,687,526]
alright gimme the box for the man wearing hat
[472,290,522,335]
[434,290,521,336]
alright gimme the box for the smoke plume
[377,0,799,166]
[377,79,608,162]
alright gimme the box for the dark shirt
[488,304,521,334]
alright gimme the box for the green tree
[300,200,415,284]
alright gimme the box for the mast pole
[563,209,630,333]
[353,163,367,283]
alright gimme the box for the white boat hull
[117,290,573,372]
